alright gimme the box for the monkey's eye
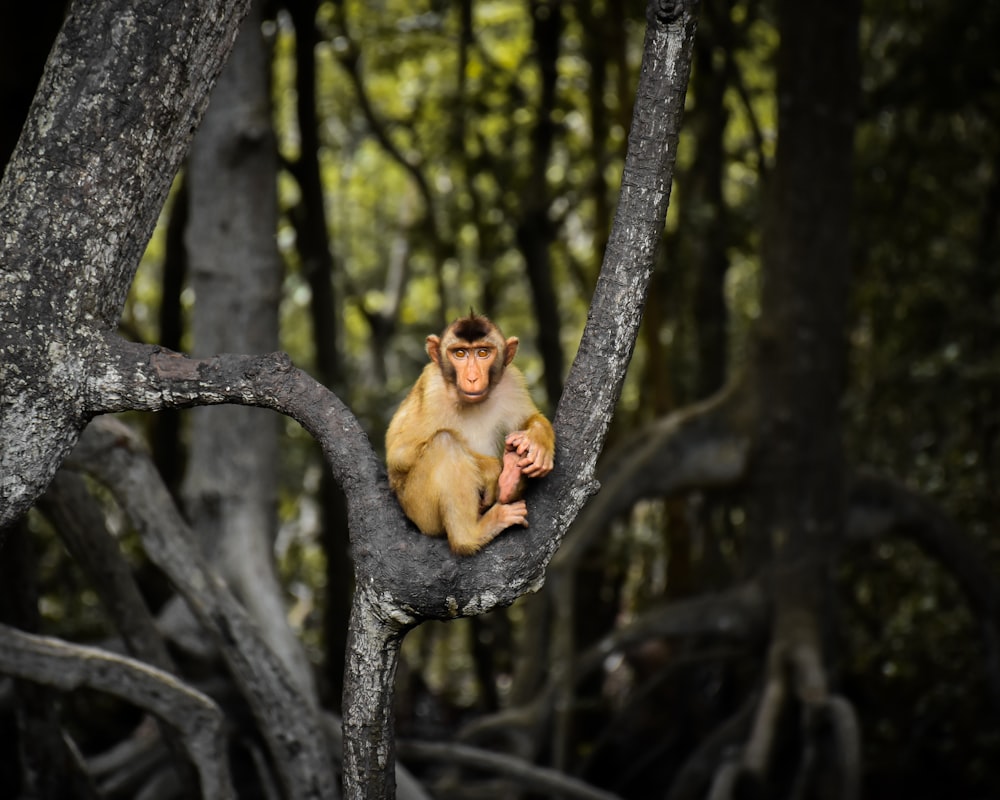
[476,348,490,359]
[453,348,468,359]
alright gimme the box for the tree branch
[39,472,200,795]
[90,338,384,501]
[553,382,753,570]
[398,740,624,800]
[69,417,340,800]
[577,582,766,678]
[0,623,233,799]
[8,0,700,627]
[40,472,177,674]
[531,0,701,570]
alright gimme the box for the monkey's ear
[503,337,519,366]
[426,335,442,364]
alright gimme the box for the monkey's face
[427,314,518,406]
[447,344,498,404]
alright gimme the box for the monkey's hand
[505,431,554,479]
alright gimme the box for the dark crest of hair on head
[452,309,494,343]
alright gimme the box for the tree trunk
[286,0,354,709]
[181,1,318,701]
[740,0,861,794]
[747,0,858,566]
[516,0,565,408]
[0,0,254,529]
[341,587,410,800]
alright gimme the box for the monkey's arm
[505,412,555,478]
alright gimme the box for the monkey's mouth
[460,389,488,402]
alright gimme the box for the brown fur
[386,314,555,555]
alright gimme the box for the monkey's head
[426,313,518,405]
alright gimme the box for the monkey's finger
[521,449,551,468]
[503,503,529,527]
[507,439,528,455]
[524,458,553,477]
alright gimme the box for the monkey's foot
[497,448,523,504]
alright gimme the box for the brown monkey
[386,313,555,555]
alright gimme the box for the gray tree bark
[0,0,253,528]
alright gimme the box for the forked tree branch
[1,0,699,796]
[78,2,701,794]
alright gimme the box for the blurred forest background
[2,0,999,798]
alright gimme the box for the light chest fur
[433,365,533,456]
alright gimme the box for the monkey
[385,313,555,555]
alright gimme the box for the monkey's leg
[475,454,502,512]
[395,437,457,537]
[447,496,527,556]
[423,434,526,555]
[400,432,524,554]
